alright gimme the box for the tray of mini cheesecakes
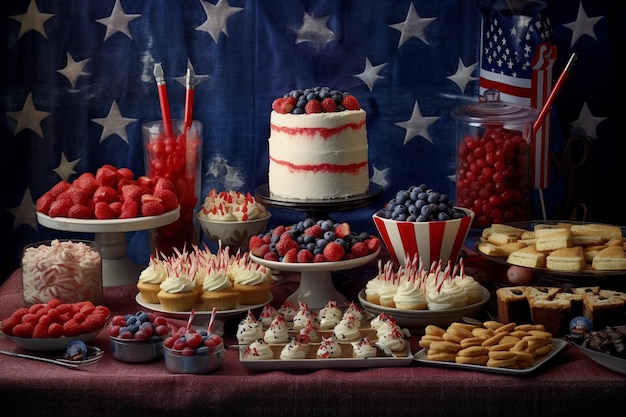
[475,220,626,277]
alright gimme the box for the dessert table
[1,253,624,417]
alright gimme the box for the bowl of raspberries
[0,299,110,352]
[372,184,474,268]
[108,311,171,363]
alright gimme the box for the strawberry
[48,181,71,198]
[95,166,119,187]
[48,322,64,338]
[320,97,337,113]
[48,198,73,217]
[366,236,381,253]
[62,319,82,337]
[248,235,265,251]
[109,201,122,217]
[250,243,270,258]
[59,186,88,205]
[272,97,296,114]
[94,201,117,219]
[67,203,93,219]
[32,323,49,338]
[116,177,136,193]
[137,175,154,190]
[282,247,298,263]
[72,173,99,196]
[154,189,178,211]
[141,200,165,217]
[117,167,134,180]
[271,225,286,237]
[350,241,369,258]
[92,185,119,204]
[141,193,162,204]
[119,200,139,218]
[303,224,324,239]
[121,184,146,203]
[341,95,361,110]
[323,241,345,262]
[305,99,322,114]
[11,323,34,338]
[313,253,327,263]
[264,251,279,261]
[296,249,314,263]
[275,235,299,256]
[154,177,177,195]
[35,192,55,214]
[334,222,351,239]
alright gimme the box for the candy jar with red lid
[451,99,538,228]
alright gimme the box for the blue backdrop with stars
[1,0,624,282]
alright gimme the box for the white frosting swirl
[159,276,195,294]
[426,289,455,311]
[243,339,274,360]
[441,279,468,308]
[202,269,232,292]
[138,258,167,284]
[237,318,264,345]
[393,280,427,309]
[333,316,361,341]
[279,338,310,359]
[376,328,406,352]
[454,275,482,305]
[233,268,267,286]
[199,189,269,222]
[351,337,378,358]
[263,315,290,344]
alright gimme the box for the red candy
[456,127,530,228]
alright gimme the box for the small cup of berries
[163,326,224,374]
[108,311,171,363]
[372,184,474,268]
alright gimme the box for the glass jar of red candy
[451,100,538,228]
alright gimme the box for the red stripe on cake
[270,120,365,139]
[270,156,367,174]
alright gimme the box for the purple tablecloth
[1,257,624,417]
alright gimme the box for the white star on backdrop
[394,101,440,146]
[570,101,606,140]
[174,60,211,88]
[8,188,37,231]
[91,101,138,144]
[205,156,245,189]
[196,0,244,43]
[389,2,436,48]
[294,13,336,50]
[96,0,141,42]
[562,2,602,47]
[354,57,387,92]
[7,93,50,138]
[57,52,91,89]
[446,58,478,94]
[10,0,55,39]
[370,165,391,190]
[53,153,80,182]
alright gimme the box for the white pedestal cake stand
[250,249,380,310]
[36,207,180,287]
[253,183,383,310]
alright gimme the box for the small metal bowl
[109,335,166,363]
[163,343,225,374]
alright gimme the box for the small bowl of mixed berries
[108,311,171,363]
[372,184,474,268]
[163,326,224,374]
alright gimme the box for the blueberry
[324,231,336,241]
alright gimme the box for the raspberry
[249,235,265,251]
[350,241,369,258]
[305,100,323,114]
[62,319,82,337]
[251,243,270,258]
[272,97,296,114]
[21,313,39,326]
[93,305,111,319]
[272,225,286,237]
[296,249,314,263]
[28,304,46,314]
[48,322,64,338]
[313,253,327,263]
[320,97,337,112]
[341,95,361,110]
[47,298,62,308]
[32,323,49,338]
[12,323,34,338]
[275,235,299,256]
[109,201,122,216]
[10,307,29,320]
[323,241,345,262]
[80,316,102,333]
[264,251,279,261]
[73,312,87,324]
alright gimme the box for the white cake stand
[36,207,180,287]
[250,248,380,310]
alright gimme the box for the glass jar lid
[450,100,538,124]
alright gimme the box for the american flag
[478,5,555,189]
[0,0,618,282]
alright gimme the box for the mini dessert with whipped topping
[292,301,318,331]
[376,327,406,353]
[332,314,362,341]
[258,304,278,329]
[237,311,264,345]
[199,189,269,222]
[277,300,298,323]
[157,254,199,311]
[351,336,378,358]
[200,260,239,311]
[318,300,343,330]
[280,337,310,359]
[298,318,321,343]
[316,335,342,359]
[243,338,274,360]
[231,259,272,305]
[263,314,290,344]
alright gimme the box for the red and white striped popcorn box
[372,208,474,268]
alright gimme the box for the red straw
[533,52,577,134]
[208,307,217,334]
[186,309,195,332]
[153,63,173,137]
